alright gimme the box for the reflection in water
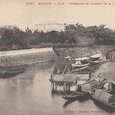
[0,61,115,115]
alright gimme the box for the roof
[52,73,89,82]
[110,81,115,85]
[90,54,102,58]
[94,89,114,103]
[65,56,72,59]
[75,57,89,61]
[80,80,100,92]
[107,80,115,84]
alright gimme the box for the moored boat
[77,78,106,93]
[70,57,90,73]
[90,53,107,65]
[91,89,115,109]
[72,57,90,68]
[103,81,115,94]
[62,78,107,101]
[62,91,87,100]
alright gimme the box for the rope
[61,63,68,75]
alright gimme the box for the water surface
[0,61,115,115]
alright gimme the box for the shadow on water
[51,91,65,96]
[26,60,56,72]
[77,94,91,102]
[63,96,90,108]
[0,72,24,79]
[63,99,78,107]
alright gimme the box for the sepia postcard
[0,0,115,115]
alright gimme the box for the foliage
[0,23,115,50]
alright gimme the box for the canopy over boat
[65,56,72,59]
[78,80,100,92]
[110,81,115,85]
[94,89,115,103]
[73,57,90,67]
[90,54,102,59]
[75,57,89,61]
[51,73,89,83]
[108,81,115,93]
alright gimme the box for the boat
[71,57,90,73]
[77,78,107,92]
[91,89,115,109]
[103,81,115,94]
[62,91,87,100]
[62,78,107,101]
[90,53,108,65]
[67,53,108,72]
[71,57,90,68]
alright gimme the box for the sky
[0,0,115,30]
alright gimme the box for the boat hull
[71,65,90,73]
[62,92,89,101]
[91,95,115,109]
[90,60,109,65]
[72,63,89,68]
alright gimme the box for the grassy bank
[53,44,115,58]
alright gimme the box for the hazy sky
[0,0,115,30]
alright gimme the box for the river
[0,61,115,115]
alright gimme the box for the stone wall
[0,48,57,66]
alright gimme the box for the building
[109,49,115,61]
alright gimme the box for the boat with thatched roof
[90,53,108,65]
[71,57,90,68]
[91,89,115,109]
[62,78,107,101]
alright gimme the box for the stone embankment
[0,48,57,66]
